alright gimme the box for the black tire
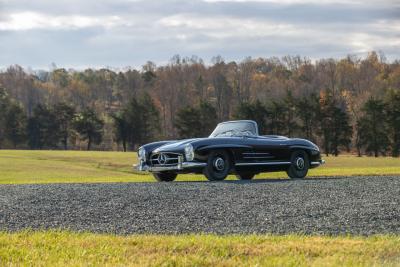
[203,150,232,181]
[153,172,177,182]
[235,172,255,180]
[286,150,309,179]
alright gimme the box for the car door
[241,135,290,163]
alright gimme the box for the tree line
[0,87,161,151]
[0,51,399,156]
[0,87,103,150]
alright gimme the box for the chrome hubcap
[295,157,305,170]
[214,157,225,171]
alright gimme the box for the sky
[0,0,399,69]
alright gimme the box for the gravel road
[1,176,399,235]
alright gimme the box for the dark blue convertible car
[136,120,324,181]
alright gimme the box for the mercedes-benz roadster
[136,120,325,181]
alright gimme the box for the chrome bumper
[310,159,325,166]
[134,158,206,172]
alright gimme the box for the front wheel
[286,150,309,179]
[203,150,231,181]
[153,172,177,182]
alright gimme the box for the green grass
[0,150,399,184]
[1,231,399,266]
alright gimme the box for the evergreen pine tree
[358,98,389,157]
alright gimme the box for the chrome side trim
[311,160,325,166]
[235,161,291,166]
[182,162,207,168]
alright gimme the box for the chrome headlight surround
[138,147,146,161]
[184,144,194,161]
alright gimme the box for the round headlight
[184,144,194,161]
[138,147,146,161]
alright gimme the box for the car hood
[153,138,205,153]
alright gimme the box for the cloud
[0,0,398,69]
[0,12,123,31]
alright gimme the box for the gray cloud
[0,0,399,69]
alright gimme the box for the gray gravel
[1,176,400,235]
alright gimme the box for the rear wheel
[286,150,309,179]
[203,150,231,181]
[235,172,255,180]
[153,172,177,182]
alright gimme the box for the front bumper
[134,156,206,172]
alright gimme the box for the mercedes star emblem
[158,153,167,164]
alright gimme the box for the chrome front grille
[150,152,182,166]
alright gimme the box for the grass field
[0,150,399,184]
[1,231,400,267]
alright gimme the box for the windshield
[209,121,258,137]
